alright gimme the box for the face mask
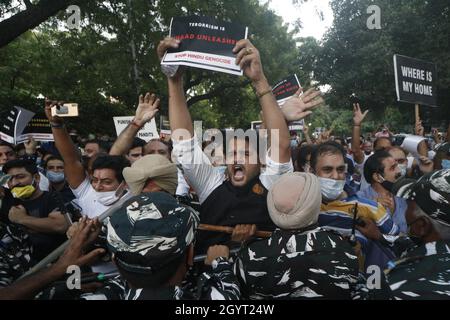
[318,177,345,201]
[442,159,450,170]
[46,171,65,183]
[95,183,126,206]
[11,179,36,199]
[36,157,42,166]
[398,164,407,178]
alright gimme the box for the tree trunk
[0,0,88,48]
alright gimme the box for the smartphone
[51,103,79,117]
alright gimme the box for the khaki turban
[123,154,178,195]
[267,172,322,230]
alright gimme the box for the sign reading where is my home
[393,54,437,107]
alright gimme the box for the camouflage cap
[393,169,450,227]
[107,192,200,274]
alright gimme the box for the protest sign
[0,106,35,144]
[272,74,304,131]
[161,16,248,76]
[16,116,54,143]
[393,54,437,107]
[272,74,302,106]
[160,115,171,135]
[113,117,159,142]
[251,121,263,130]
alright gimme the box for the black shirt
[1,190,67,261]
[197,176,276,254]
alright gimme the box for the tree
[1,0,306,133]
[298,0,450,131]
[0,0,88,48]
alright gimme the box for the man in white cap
[233,172,363,300]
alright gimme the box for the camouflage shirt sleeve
[196,257,240,300]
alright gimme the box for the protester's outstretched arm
[44,100,85,189]
[352,103,368,164]
[109,93,159,155]
[157,37,193,140]
[0,219,104,300]
[233,39,290,163]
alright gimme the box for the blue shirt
[357,186,408,234]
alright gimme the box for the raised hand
[353,103,369,126]
[157,37,183,79]
[233,39,265,84]
[281,88,324,122]
[134,92,160,127]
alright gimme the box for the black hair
[295,144,317,172]
[85,139,110,153]
[2,159,38,175]
[0,140,14,150]
[310,141,346,172]
[91,155,130,183]
[373,137,392,151]
[145,139,173,154]
[130,137,146,150]
[44,155,64,169]
[363,150,392,184]
[115,251,187,288]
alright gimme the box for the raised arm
[352,103,369,164]
[44,100,86,189]
[157,37,193,140]
[109,93,160,155]
[233,39,290,163]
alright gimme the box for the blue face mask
[442,159,450,170]
[46,171,65,183]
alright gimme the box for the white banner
[113,117,159,142]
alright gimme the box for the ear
[186,244,194,267]
[34,173,41,184]
[372,172,383,184]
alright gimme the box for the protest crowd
[0,24,450,301]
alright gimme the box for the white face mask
[398,164,407,178]
[95,183,126,206]
[318,177,345,201]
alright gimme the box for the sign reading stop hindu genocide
[393,54,437,107]
[161,16,248,76]
[272,74,304,130]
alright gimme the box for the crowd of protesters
[0,36,449,300]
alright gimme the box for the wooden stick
[415,104,420,123]
[198,224,272,238]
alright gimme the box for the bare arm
[233,39,290,163]
[44,100,85,189]
[0,219,104,300]
[109,93,160,155]
[352,103,369,164]
[157,38,193,140]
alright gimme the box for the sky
[265,0,334,40]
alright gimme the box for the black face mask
[381,180,394,192]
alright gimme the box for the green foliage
[297,0,450,132]
[0,0,304,134]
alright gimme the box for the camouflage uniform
[384,240,450,300]
[234,227,365,299]
[0,222,33,287]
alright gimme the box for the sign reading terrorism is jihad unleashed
[393,54,438,107]
[161,16,248,76]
